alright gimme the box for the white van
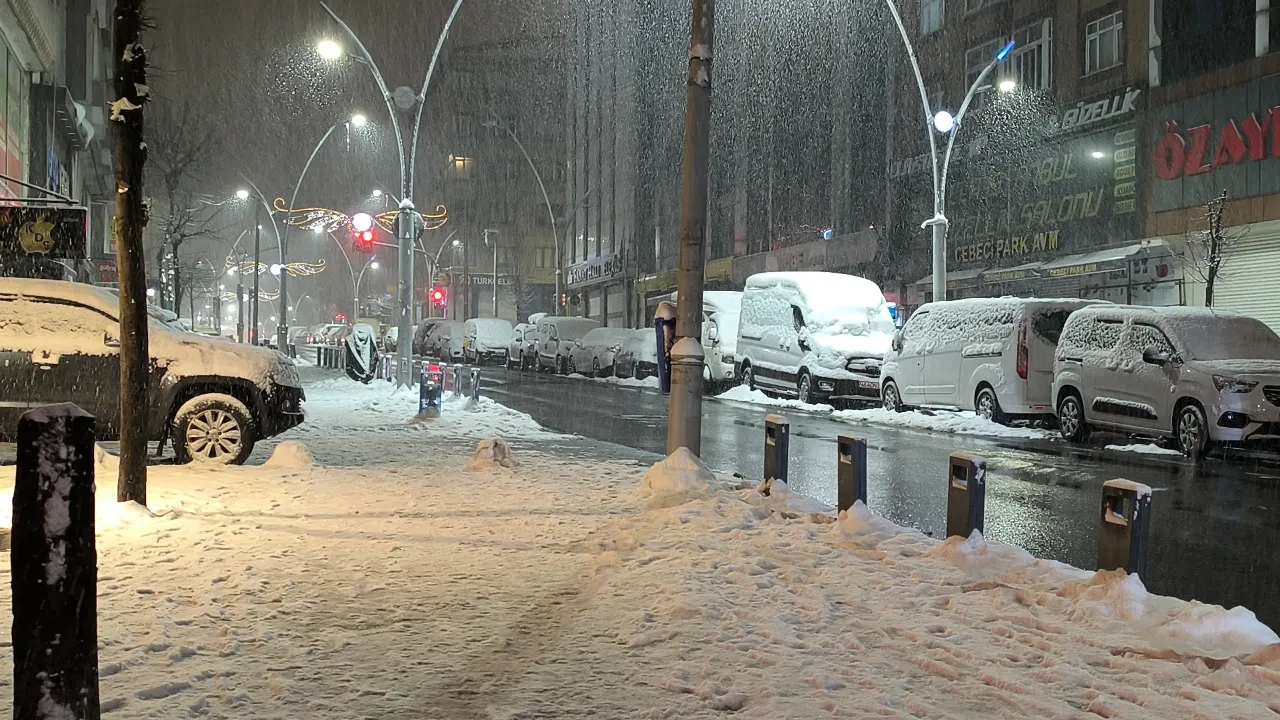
[880,298,1102,423]
[670,290,743,387]
[1053,305,1280,457]
[736,272,895,404]
[533,316,601,373]
[462,318,513,365]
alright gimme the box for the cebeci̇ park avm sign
[0,205,88,259]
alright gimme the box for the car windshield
[1180,316,1280,361]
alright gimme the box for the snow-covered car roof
[575,327,633,346]
[915,297,1105,314]
[535,316,600,337]
[0,277,128,316]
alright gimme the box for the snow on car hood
[153,326,300,389]
[806,328,893,370]
[1190,358,1280,378]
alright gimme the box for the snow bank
[1106,442,1184,456]
[567,372,661,389]
[713,384,834,412]
[263,440,314,469]
[638,447,717,503]
[833,407,1056,439]
[464,438,519,470]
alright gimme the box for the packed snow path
[0,374,1276,718]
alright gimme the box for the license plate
[857,380,878,390]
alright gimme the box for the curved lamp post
[319,0,467,385]
[884,0,1013,301]
[483,117,561,315]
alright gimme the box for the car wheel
[172,393,256,466]
[741,364,755,392]
[882,380,903,412]
[797,371,814,404]
[1057,392,1091,443]
[975,386,1007,425]
[1176,402,1212,459]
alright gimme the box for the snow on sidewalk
[0,377,1275,718]
[714,384,1056,440]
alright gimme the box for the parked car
[735,271,895,405]
[319,324,348,345]
[0,279,305,464]
[462,318,514,364]
[1052,305,1280,458]
[506,323,536,369]
[426,321,465,361]
[880,297,1103,424]
[288,326,309,347]
[533,316,601,373]
[567,327,633,377]
[383,325,415,354]
[412,318,447,356]
[615,329,658,380]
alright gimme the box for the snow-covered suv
[0,279,304,464]
[1053,305,1280,458]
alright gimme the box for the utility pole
[484,228,498,317]
[113,0,150,505]
[667,0,714,456]
[251,210,261,343]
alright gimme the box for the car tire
[741,364,755,392]
[797,371,815,405]
[975,386,1007,425]
[172,393,256,466]
[1057,392,1091,443]
[882,380,903,412]
[1176,402,1212,460]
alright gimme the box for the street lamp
[483,116,562,314]
[354,256,379,323]
[350,113,367,128]
[316,39,343,60]
[372,189,382,197]
[884,0,1014,301]
[235,189,250,200]
[998,79,1017,93]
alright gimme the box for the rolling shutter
[1214,227,1280,333]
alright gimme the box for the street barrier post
[12,404,99,719]
[654,301,677,395]
[470,368,481,402]
[453,364,464,398]
[316,346,323,367]
[764,414,789,485]
[1098,479,1153,577]
[837,435,868,512]
[946,452,987,538]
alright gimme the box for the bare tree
[113,0,151,505]
[1176,190,1247,307]
[149,100,220,313]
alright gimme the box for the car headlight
[722,354,734,364]
[1213,374,1258,393]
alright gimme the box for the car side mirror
[891,332,904,353]
[104,331,120,348]
[1142,347,1169,365]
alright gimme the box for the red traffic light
[429,286,447,306]
[352,227,376,252]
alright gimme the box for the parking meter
[654,301,677,395]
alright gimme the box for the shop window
[1010,19,1052,90]
[921,0,944,36]
[965,38,1005,90]
[1085,12,1124,75]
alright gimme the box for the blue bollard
[654,301,676,395]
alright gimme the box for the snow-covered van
[0,279,304,464]
[735,272,895,404]
[1053,305,1280,457]
[880,297,1103,423]
[462,318,513,365]
[671,290,743,388]
[533,316,600,374]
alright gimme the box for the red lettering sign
[1154,107,1280,180]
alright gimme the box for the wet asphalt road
[483,366,1280,628]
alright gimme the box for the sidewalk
[0,378,1276,718]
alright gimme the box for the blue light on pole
[995,40,1016,62]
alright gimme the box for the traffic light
[351,212,376,253]
[429,286,447,307]
[356,229,375,252]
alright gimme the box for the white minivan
[880,297,1102,424]
[1053,305,1280,457]
[735,272,895,405]
[670,290,743,388]
[533,316,601,374]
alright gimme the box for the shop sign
[1047,87,1143,136]
[566,252,623,286]
[457,274,514,286]
[96,259,117,284]
[0,205,88,259]
[956,231,1059,265]
[1150,75,1280,211]
[982,266,1041,283]
[1047,262,1105,278]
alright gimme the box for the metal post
[930,219,947,302]
[12,404,99,719]
[453,364,463,397]
[395,204,416,387]
[763,414,789,484]
[667,0,715,456]
[837,435,868,513]
[946,452,987,538]
[236,279,245,343]
[470,368,481,401]
[1098,479,1153,576]
[251,209,261,344]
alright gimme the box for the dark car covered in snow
[0,279,304,464]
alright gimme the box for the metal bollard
[1098,479,1153,577]
[837,435,868,513]
[764,414,789,484]
[453,364,464,398]
[317,346,324,367]
[946,452,987,538]
[470,368,481,401]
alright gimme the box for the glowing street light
[317,39,343,60]
[932,110,955,134]
[1091,151,1106,159]
[372,189,383,197]
[350,114,367,128]
[351,212,374,232]
[998,79,1017,93]
[370,261,380,270]
[235,189,250,200]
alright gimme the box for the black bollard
[837,435,868,513]
[316,346,323,367]
[1098,479,1153,577]
[764,414,789,484]
[12,404,100,720]
[946,452,987,539]
[453,364,464,398]
[470,368,481,401]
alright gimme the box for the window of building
[1010,19,1052,90]
[536,247,554,269]
[964,0,1000,15]
[965,38,1005,89]
[921,0,944,36]
[1085,12,1123,74]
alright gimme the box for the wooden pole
[113,0,150,504]
[11,404,100,720]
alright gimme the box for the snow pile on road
[566,372,660,389]
[714,384,835,412]
[263,440,314,469]
[638,446,716,502]
[833,406,1056,439]
[1106,442,1184,456]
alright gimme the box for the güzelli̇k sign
[1153,111,1280,180]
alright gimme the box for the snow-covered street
[1,375,1278,718]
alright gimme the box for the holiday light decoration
[271,197,450,234]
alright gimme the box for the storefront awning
[911,268,983,289]
[1041,239,1168,279]
[980,261,1045,283]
